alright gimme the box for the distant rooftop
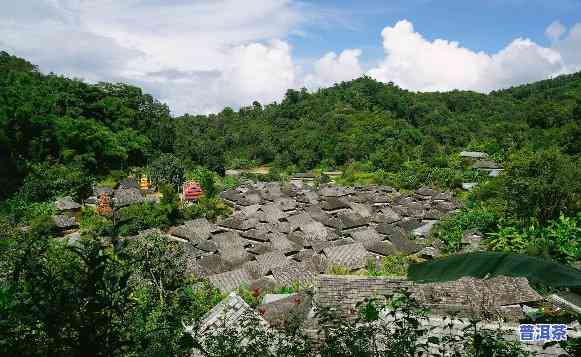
[460,151,488,159]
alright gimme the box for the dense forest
[0,51,580,356]
[2,50,581,200]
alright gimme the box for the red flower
[251,287,261,298]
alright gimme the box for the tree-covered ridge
[0,51,174,199]
[2,50,580,201]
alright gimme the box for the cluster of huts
[190,274,579,357]
[162,182,463,294]
[45,156,579,356]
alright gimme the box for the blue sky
[1,0,580,114]
[294,0,581,59]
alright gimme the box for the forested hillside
[1,51,580,201]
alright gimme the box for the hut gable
[196,292,266,335]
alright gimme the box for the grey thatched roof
[238,190,263,206]
[275,197,297,211]
[197,254,232,275]
[197,292,266,335]
[196,239,218,252]
[220,246,251,267]
[348,202,374,218]
[320,197,350,211]
[54,196,81,211]
[94,186,114,197]
[53,214,78,229]
[255,251,289,275]
[268,232,302,253]
[209,268,253,293]
[292,249,315,262]
[460,151,488,159]
[323,242,369,270]
[387,234,421,254]
[396,217,424,232]
[192,182,460,291]
[271,260,316,287]
[287,212,315,231]
[471,159,500,169]
[372,207,401,224]
[315,275,542,321]
[259,203,286,224]
[257,291,312,324]
[218,215,258,231]
[335,211,369,229]
[415,187,438,197]
[413,220,438,237]
[118,178,139,190]
[365,241,397,256]
[351,228,383,248]
[169,219,212,243]
[300,221,334,242]
[113,188,144,207]
[212,231,247,250]
[318,184,349,197]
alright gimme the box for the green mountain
[1,51,580,202]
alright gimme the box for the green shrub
[186,167,219,198]
[380,255,409,277]
[327,264,352,275]
[237,284,262,308]
[498,148,581,223]
[0,228,221,356]
[482,214,580,264]
[18,163,93,202]
[485,226,530,253]
[522,213,581,265]
[376,160,463,190]
[0,217,17,241]
[79,208,114,237]
[0,198,56,224]
[159,184,181,224]
[222,175,240,190]
[432,205,500,252]
[148,153,185,189]
[181,196,231,221]
[544,213,581,264]
[115,203,170,236]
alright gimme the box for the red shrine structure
[182,181,203,202]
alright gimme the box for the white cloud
[2,2,581,115]
[545,20,566,42]
[367,20,565,93]
[304,49,363,89]
[552,23,581,73]
[146,40,298,114]
[0,0,305,114]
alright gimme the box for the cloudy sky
[2,0,581,114]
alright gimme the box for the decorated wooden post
[139,175,150,191]
[96,192,113,216]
